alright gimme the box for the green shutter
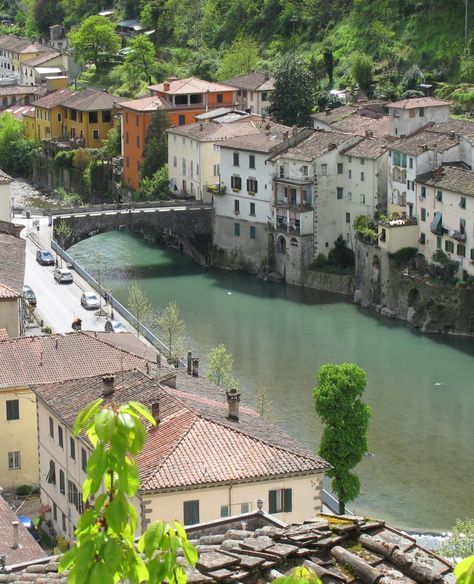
[283,489,292,512]
[269,489,277,513]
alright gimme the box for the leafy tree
[217,34,259,80]
[127,281,153,337]
[100,127,121,158]
[69,16,121,71]
[158,302,185,364]
[254,386,277,422]
[323,48,334,84]
[54,220,73,249]
[122,34,157,86]
[455,556,474,584]
[0,114,37,177]
[34,0,64,34]
[141,110,169,181]
[327,236,355,269]
[313,363,372,515]
[138,165,170,201]
[439,518,474,559]
[206,343,239,389]
[58,398,198,583]
[352,53,373,95]
[269,54,315,126]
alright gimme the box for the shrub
[388,247,418,267]
[15,484,33,496]
[328,235,355,268]
[352,53,373,94]
[54,150,74,168]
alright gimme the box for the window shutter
[269,489,277,514]
[246,178,250,192]
[184,500,199,525]
[284,488,292,512]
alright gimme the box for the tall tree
[34,0,64,34]
[217,34,259,80]
[122,34,157,86]
[127,281,153,337]
[140,110,169,180]
[69,15,121,71]
[158,301,185,364]
[269,54,315,126]
[313,363,372,515]
[206,343,239,389]
[351,53,374,95]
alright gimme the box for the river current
[69,231,474,532]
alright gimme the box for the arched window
[290,237,298,247]
[277,236,286,254]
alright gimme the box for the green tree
[351,53,373,95]
[313,363,372,515]
[217,34,259,80]
[100,127,121,158]
[0,113,37,176]
[206,343,239,389]
[269,54,315,126]
[439,518,474,559]
[58,398,198,583]
[327,236,355,269]
[158,302,185,364]
[127,281,153,337]
[122,34,157,86]
[34,0,64,34]
[140,110,169,181]
[69,15,121,71]
[53,220,73,249]
[138,165,170,201]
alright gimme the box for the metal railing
[46,198,210,216]
[51,240,185,366]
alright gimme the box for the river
[69,231,474,532]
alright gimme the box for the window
[233,152,240,166]
[336,187,343,200]
[361,171,365,181]
[460,218,466,234]
[183,500,199,525]
[92,129,99,140]
[234,199,240,214]
[249,154,255,169]
[68,480,81,511]
[436,190,442,202]
[57,112,61,122]
[70,437,76,461]
[70,109,77,121]
[437,236,442,250]
[347,191,352,201]
[49,416,54,438]
[231,175,242,190]
[419,233,426,244]
[53,503,57,522]
[234,223,240,236]
[216,93,223,103]
[247,178,258,193]
[6,399,19,421]
[421,208,426,221]
[213,164,219,177]
[8,451,21,470]
[409,157,413,169]
[46,460,56,484]
[220,505,229,518]
[178,115,185,126]
[89,111,98,124]
[471,248,474,261]
[348,169,352,179]
[348,156,352,163]
[302,165,308,176]
[420,186,426,198]
[460,197,466,209]
[125,112,129,123]
[136,135,140,148]
[62,512,66,533]
[241,502,250,513]
[250,226,256,239]
[173,155,177,168]
[419,107,425,117]
[346,212,350,224]
[409,109,415,118]
[360,158,364,165]
[360,194,366,205]
[337,163,343,174]
[58,426,64,448]
[125,131,129,144]
[320,164,327,176]
[445,240,454,253]
[249,202,256,216]
[81,448,87,472]
[457,244,466,257]
[196,163,199,176]
[269,488,292,514]
[59,470,65,495]
[126,157,129,168]
[182,159,186,175]
[103,111,111,123]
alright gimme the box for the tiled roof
[0,167,12,183]
[312,105,359,125]
[332,114,389,138]
[31,369,330,492]
[341,136,395,160]
[82,331,163,364]
[273,130,352,162]
[149,77,237,95]
[4,105,36,120]
[429,118,474,144]
[0,85,45,97]
[218,121,300,153]
[392,129,458,156]
[0,36,47,54]
[0,232,24,296]
[120,95,165,112]
[0,328,8,340]
[167,120,262,143]
[22,50,59,67]
[0,283,19,299]
[61,88,126,111]
[1,512,454,583]
[32,89,74,110]
[417,165,474,196]
[0,495,45,567]
[222,72,274,92]
[0,332,152,388]
[387,97,450,109]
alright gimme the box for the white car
[104,319,127,333]
[53,267,73,284]
[81,291,100,310]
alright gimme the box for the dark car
[36,249,54,266]
[22,284,37,308]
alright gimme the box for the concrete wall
[0,298,20,337]
[378,223,419,253]
[388,105,450,137]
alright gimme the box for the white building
[387,97,450,138]
[416,165,474,278]
[21,51,67,86]
[312,103,389,138]
[222,72,275,116]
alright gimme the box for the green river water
[69,231,474,532]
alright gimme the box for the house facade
[0,226,25,340]
[0,36,49,83]
[222,72,275,116]
[387,97,450,138]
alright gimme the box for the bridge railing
[51,239,185,367]
[46,198,209,216]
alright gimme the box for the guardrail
[45,198,206,216]
[321,489,354,515]
[51,239,185,366]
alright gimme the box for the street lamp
[290,15,298,51]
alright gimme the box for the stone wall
[354,238,474,336]
[274,233,314,286]
[302,269,354,296]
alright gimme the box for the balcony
[447,229,467,242]
[276,220,301,235]
[206,183,226,195]
[274,199,313,211]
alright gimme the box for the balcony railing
[274,200,313,211]
[276,222,301,235]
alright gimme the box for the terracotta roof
[166,120,262,143]
[4,105,36,120]
[312,105,359,125]
[222,72,274,92]
[32,89,74,110]
[120,95,165,112]
[0,167,12,183]
[341,136,395,160]
[273,130,352,162]
[0,495,45,567]
[218,121,300,154]
[0,332,154,388]
[22,50,60,67]
[387,97,450,109]
[0,36,47,54]
[332,114,389,138]
[429,118,474,144]
[0,232,24,296]
[61,88,126,112]
[417,165,474,196]
[0,85,45,97]
[149,77,237,95]
[0,282,19,299]
[31,369,330,492]
[0,512,454,583]
[82,331,163,364]
[392,129,458,156]
[0,328,8,340]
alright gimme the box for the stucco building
[0,222,25,339]
[386,97,450,137]
[222,72,275,116]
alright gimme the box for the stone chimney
[12,521,19,549]
[151,401,160,423]
[156,352,161,368]
[192,357,199,378]
[365,130,373,138]
[160,372,177,389]
[325,107,330,116]
[163,80,170,91]
[226,388,241,421]
[187,350,192,376]
[102,374,115,398]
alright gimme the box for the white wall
[388,105,450,137]
[0,181,11,222]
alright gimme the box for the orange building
[121,77,237,190]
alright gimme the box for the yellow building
[0,35,49,82]
[32,88,125,148]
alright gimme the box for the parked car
[22,284,37,308]
[18,515,40,542]
[81,291,100,310]
[36,249,54,266]
[104,319,127,333]
[53,267,73,284]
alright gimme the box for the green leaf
[86,444,107,494]
[73,399,103,435]
[58,547,77,573]
[94,493,107,511]
[105,492,129,533]
[90,560,115,584]
[455,556,474,584]
[182,540,198,566]
[128,401,157,425]
[95,409,115,442]
[103,539,123,575]
[139,521,164,557]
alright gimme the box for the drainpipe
[228,483,233,516]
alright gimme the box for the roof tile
[149,77,237,95]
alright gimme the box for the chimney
[200,123,203,131]
[325,107,330,116]
[282,130,289,141]
[192,357,199,378]
[156,352,161,368]
[292,125,297,136]
[55,338,59,349]
[226,388,241,421]
[151,401,160,423]
[163,81,170,91]
[187,350,192,375]
[12,521,19,549]
[160,372,177,389]
[365,130,373,138]
[102,374,115,398]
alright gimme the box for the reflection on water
[70,232,474,531]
